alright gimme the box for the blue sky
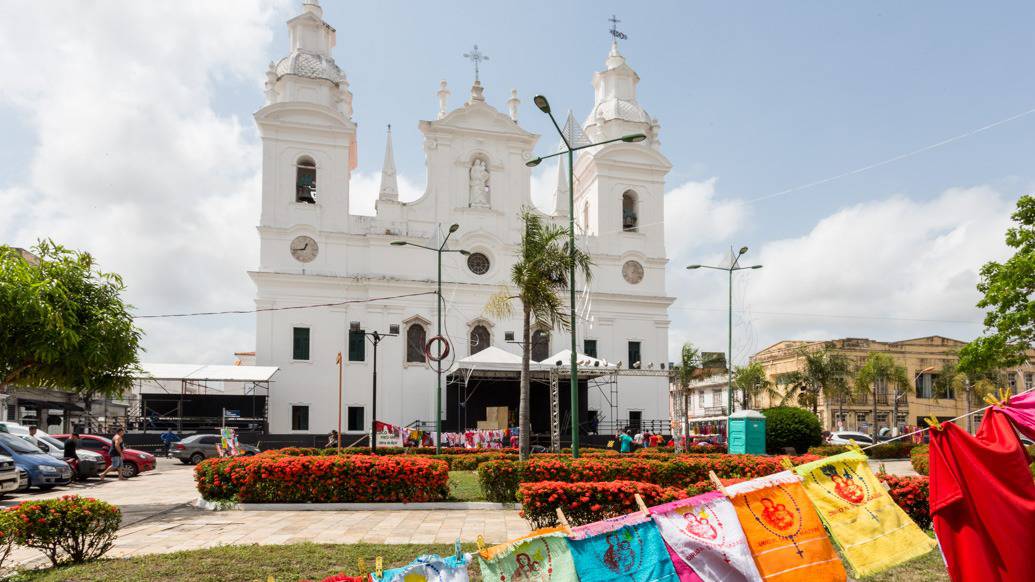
[1,0,1032,364]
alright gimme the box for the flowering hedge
[878,474,931,529]
[7,496,121,566]
[809,442,917,459]
[518,481,687,529]
[195,454,449,503]
[478,454,821,502]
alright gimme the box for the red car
[52,434,156,477]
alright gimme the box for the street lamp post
[687,247,762,440]
[527,94,646,459]
[351,323,398,452]
[391,225,469,454]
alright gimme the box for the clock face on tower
[290,236,319,263]
[622,260,644,284]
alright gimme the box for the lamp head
[621,133,647,143]
[525,157,543,168]
[349,321,361,332]
[686,264,702,270]
[390,241,407,246]
[738,246,749,255]
[459,250,472,256]
[448,223,460,233]
[750,265,763,269]
[533,95,550,113]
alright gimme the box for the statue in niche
[469,158,490,207]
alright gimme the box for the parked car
[825,431,876,445]
[0,433,72,489]
[14,467,29,492]
[172,434,260,464]
[52,434,156,478]
[20,432,104,479]
[0,454,18,498]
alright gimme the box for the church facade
[251,1,675,436]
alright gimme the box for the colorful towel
[793,450,935,577]
[651,491,762,582]
[663,539,704,582]
[477,527,578,581]
[726,471,846,582]
[567,512,679,581]
[997,390,1035,441]
[372,554,470,582]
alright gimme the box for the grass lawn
[448,470,485,501]
[10,541,949,582]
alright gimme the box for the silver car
[171,434,259,464]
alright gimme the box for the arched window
[531,329,550,362]
[470,325,491,355]
[296,156,317,203]
[406,323,427,363]
[622,190,638,232]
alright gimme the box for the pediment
[427,100,536,140]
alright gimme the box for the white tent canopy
[539,349,617,369]
[137,363,279,383]
[450,346,549,373]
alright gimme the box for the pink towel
[997,391,1035,441]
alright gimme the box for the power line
[133,291,437,319]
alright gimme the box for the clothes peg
[375,556,383,578]
[634,493,650,516]
[358,558,366,573]
[454,538,463,560]
[708,470,729,497]
[267,577,275,582]
[476,534,486,551]
[924,416,943,431]
[780,456,794,470]
[555,507,573,534]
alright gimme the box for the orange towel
[726,471,846,582]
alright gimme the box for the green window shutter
[348,330,365,361]
[293,327,310,360]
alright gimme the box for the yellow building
[750,335,1034,434]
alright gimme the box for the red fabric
[929,409,1035,582]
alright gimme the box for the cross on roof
[609,15,627,41]
[463,44,489,83]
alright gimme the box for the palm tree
[780,347,852,423]
[732,362,779,410]
[487,209,592,460]
[854,352,909,441]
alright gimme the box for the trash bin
[728,410,766,455]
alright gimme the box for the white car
[825,431,876,445]
[0,423,104,478]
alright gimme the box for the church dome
[275,50,346,85]
[588,98,651,125]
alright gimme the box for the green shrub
[0,510,14,571]
[910,445,929,476]
[477,460,526,503]
[762,407,822,454]
[808,441,916,459]
[9,496,121,566]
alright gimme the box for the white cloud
[668,185,1017,362]
[0,1,288,364]
[664,178,748,262]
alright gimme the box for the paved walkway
[4,459,528,570]
[3,456,919,570]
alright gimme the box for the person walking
[99,428,127,480]
[160,429,180,458]
[619,428,634,454]
[325,430,339,449]
[26,425,40,447]
[63,432,81,479]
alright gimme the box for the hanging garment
[567,512,679,582]
[662,539,704,582]
[726,471,846,582]
[793,449,935,577]
[371,554,470,582]
[997,390,1035,440]
[477,528,578,581]
[929,409,1035,582]
[651,491,762,582]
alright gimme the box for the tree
[0,241,142,399]
[854,352,909,441]
[780,347,852,420]
[677,343,701,388]
[954,338,1006,432]
[487,210,592,460]
[973,194,1035,365]
[732,362,778,410]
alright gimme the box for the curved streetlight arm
[544,109,570,150]
[391,241,438,252]
[688,264,729,272]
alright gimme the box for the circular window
[467,252,490,275]
[622,260,644,284]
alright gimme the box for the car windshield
[0,433,44,454]
[38,434,65,450]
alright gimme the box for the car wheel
[37,485,55,491]
[243,451,255,456]
[189,452,205,465]
[122,462,139,478]
[178,459,191,465]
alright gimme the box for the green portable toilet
[728,410,766,455]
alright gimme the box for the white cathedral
[252,0,675,437]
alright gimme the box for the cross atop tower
[463,44,489,83]
[609,15,627,42]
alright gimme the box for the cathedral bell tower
[255,0,357,273]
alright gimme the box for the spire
[553,155,570,217]
[302,0,322,17]
[506,89,520,122]
[378,125,398,202]
[437,80,450,119]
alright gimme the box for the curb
[193,498,519,511]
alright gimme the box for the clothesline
[859,385,1035,451]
